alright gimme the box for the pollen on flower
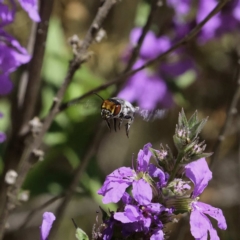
[157,149,168,160]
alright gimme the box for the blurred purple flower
[197,0,221,42]
[118,60,173,110]
[160,52,195,78]
[0,29,31,95]
[185,158,227,240]
[0,1,15,27]
[40,212,56,240]
[233,0,240,21]
[0,0,39,95]
[0,112,6,143]
[17,0,40,22]
[0,133,6,143]
[98,143,166,204]
[167,0,191,22]
[217,0,240,34]
[130,28,171,59]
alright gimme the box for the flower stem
[168,152,184,183]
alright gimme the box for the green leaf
[173,135,184,151]
[178,109,188,128]
[175,70,196,89]
[75,228,89,240]
[42,17,69,87]
[188,111,198,128]
[135,1,150,26]
[44,132,67,146]
[189,117,208,139]
[189,152,213,162]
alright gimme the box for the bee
[94,93,167,138]
[95,93,136,137]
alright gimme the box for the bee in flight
[95,93,167,138]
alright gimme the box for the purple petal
[143,216,151,229]
[146,202,163,214]
[0,132,6,143]
[148,164,166,186]
[0,2,15,27]
[150,229,164,240]
[197,0,221,42]
[98,181,130,204]
[122,192,133,205]
[137,143,152,172]
[40,212,56,240]
[190,209,212,240]
[160,55,195,77]
[233,1,240,21]
[168,0,191,16]
[130,28,171,59]
[17,0,40,22]
[118,60,171,110]
[197,202,227,230]
[121,72,167,110]
[102,219,114,240]
[185,158,212,197]
[138,75,167,110]
[121,222,144,235]
[97,167,134,203]
[132,179,152,205]
[0,29,30,55]
[0,74,13,95]
[0,31,31,74]
[114,205,140,223]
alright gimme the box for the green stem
[168,151,184,183]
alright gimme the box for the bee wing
[134,107,168,122]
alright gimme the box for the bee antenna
[93,92,104,101]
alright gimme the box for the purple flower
[0,112,6,143]
[114,192,165,239]
[185,158,227,240]
[197,0,221,42]
[0,0,39,95]
[98,143,166,204]
[167,0,191,22]
[118,60,172,110]
[17,0,40,22]
[0,30,31,95]
[0,1,15,27]
[233,0,240,21]
[130,28,171,59]
[101,213,115,240]
[0,0,40,23]
[40,212,56,240]
[160,51,195,78]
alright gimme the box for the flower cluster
[0,0,40,142]
[118,0,240,110]
[39,111,227,240]
[95,110,227,240]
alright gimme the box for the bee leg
[125,117,133,138]
[125,122,131,138]
[105,120,111,132]
[113,118,117,132]
[118,119,123,130]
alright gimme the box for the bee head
[101,109,113,119]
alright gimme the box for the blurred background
[0,0,240,239]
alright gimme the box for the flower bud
[5,170,18,185]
